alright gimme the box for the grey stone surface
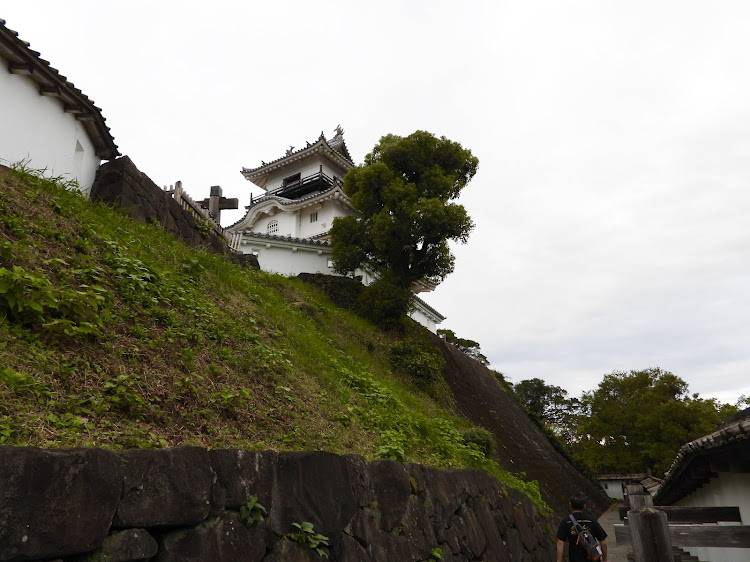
[0,447,556,561]
[73,529,157,562]
[269,451,359,540]
[209,449,277,509]
[370,460,411,532]
[154,512,271,562]
[113,447,215,528]
[0,447,121,561]
[262,539,321,562]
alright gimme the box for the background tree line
[511,367,745,476]
[433,330,744,477]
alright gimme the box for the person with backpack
[556,494,608,562]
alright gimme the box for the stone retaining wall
[89,157,259,269]
[0,447,554,561]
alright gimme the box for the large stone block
[369,460,410,532]
[73,529,158,562]
[155,512,272,562]
[262,538,321,562]
[269,452,360,541]
[209,449,277,509]
[0,447,121,561]
[113,447,216,528]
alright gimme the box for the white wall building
[654,411,750,562]
[226,128,446,332]
[0,19,118,194]
[597,473,661,500]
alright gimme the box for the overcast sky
[4,1,749,405]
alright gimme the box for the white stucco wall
[599,480,626,500]
[299,206,325,239]
[675,472,750,562]
[247,244,332,277]
[409,305,439,333]
[254,212,299,238]
[0,60,101,193]
[298,200,356,239]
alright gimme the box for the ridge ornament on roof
[240,126,354,188]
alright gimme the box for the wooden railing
[614,484,750,560]
[164,181,229,242]
[253,171,340,203]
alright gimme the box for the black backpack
[569,513,603,561]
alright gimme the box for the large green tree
[437,329,489,366]
[570,368,738,476]
[330,131,477,327]
[512,378,580,443]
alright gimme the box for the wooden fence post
[629,506,673,562]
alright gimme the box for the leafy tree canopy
[331,130,478,290]
[512,378,580,443]
[570,368,738,476]
[437,329,489,366]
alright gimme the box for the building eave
[412,295,446,322]
[654,417,750,505]
[225,185,353,232]
[0,19,119,160]
[240,134,354,189]
[236,231,332,250]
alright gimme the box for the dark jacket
[556,511,607,562]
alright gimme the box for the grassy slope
[0,168,547,512]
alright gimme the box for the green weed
[283,522,329,558]
[239,495,267,527]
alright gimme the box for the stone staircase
[626,547,707,561]
[672,546,707,562]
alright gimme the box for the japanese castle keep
[225,127,446,332]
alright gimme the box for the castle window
[282,173,301,187]
[267,220,279,234]
[310,212,318,223]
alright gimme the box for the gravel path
[599,503,630,562]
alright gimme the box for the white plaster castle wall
[247,244,333,277]
[0,60,101,193]
[675,472,750,562]
[254,212,299,238]
[299,206,324,239]
[319,200,355,229]
[409,305,439,333]
[298,200,355,239]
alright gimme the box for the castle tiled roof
[241,130,354,188]
[0,19,118,159]
[654,414,750,505]
[413,294,446,321]
[238,231,331,247]
[224,183,349,231]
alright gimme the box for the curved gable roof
[0,19,119,160]
[654,416,750,505]
[225,184,353,231]
[241,131,354,189]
